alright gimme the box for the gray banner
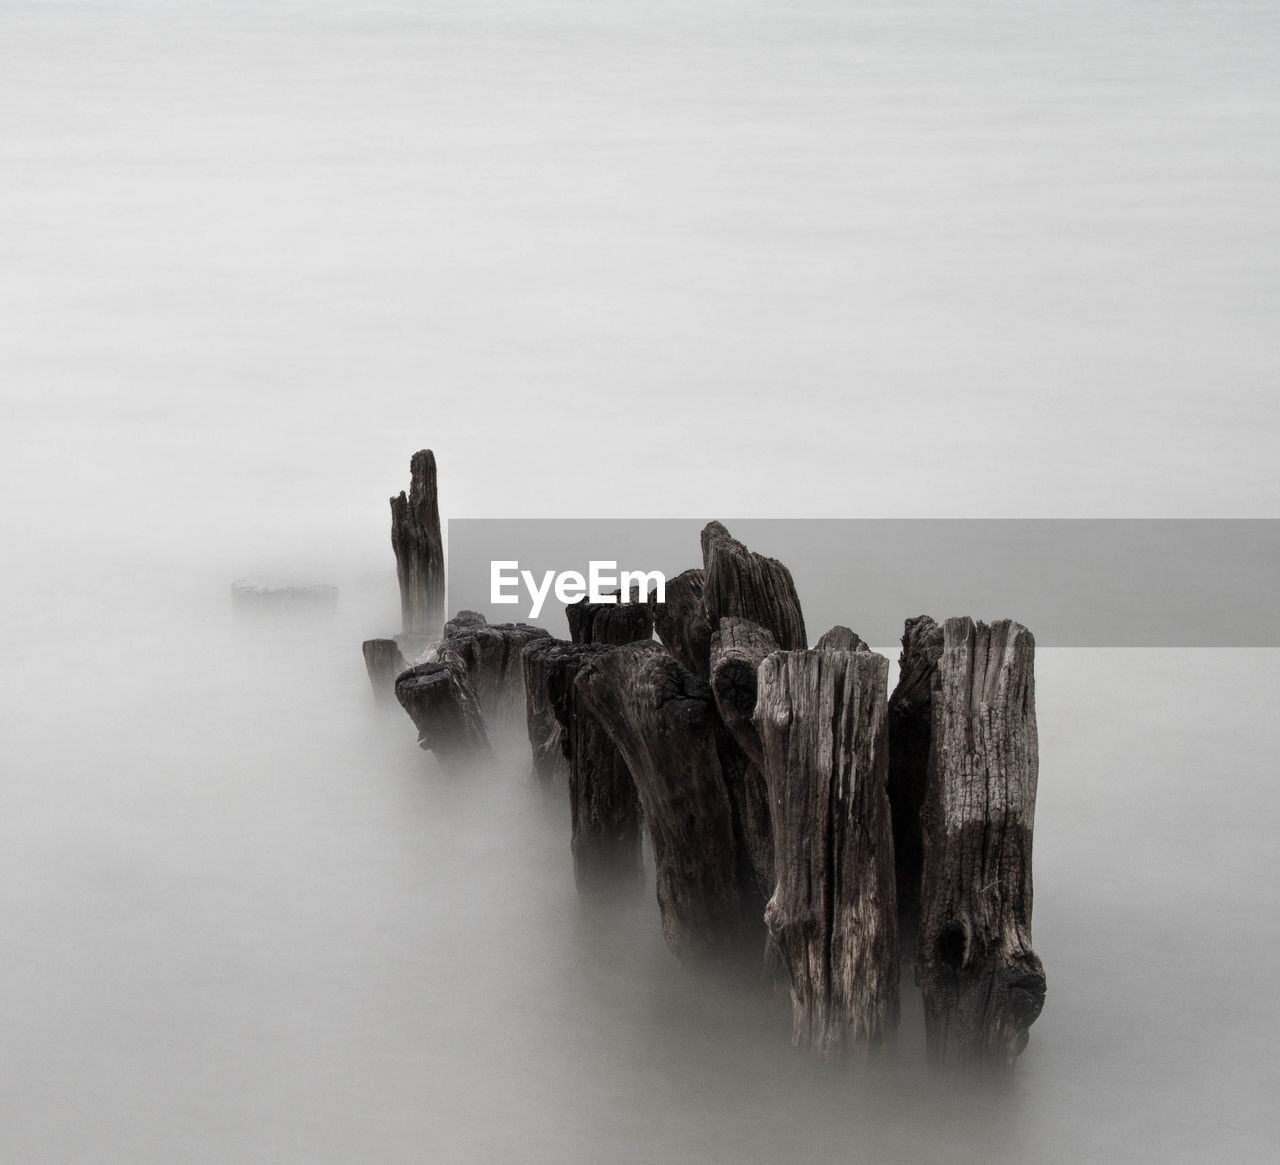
[446,519,1280,647]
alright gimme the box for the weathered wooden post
[534,640,644,886]
[815,625,869,653]
[390,449,446,636]
[576,642,759,961]
[647,568,712,678]
[566,590,654,646]
[755,647,899,1058]
[709,616,779,895]
[701,522,807,651]
[887,615,944,922]
[435,618,550,736]
[362,638,409,703]
[916,617,1045,1066]
[394,659,491,765]
[521,637,570,783]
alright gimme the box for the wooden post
[521,637,570,783]
[709,616,779,896]
[886,615,943,922]
[647,568,712,678]
[535,641,643,886]
[916,617,1045,1066]
[566,590,654,646]
[361,638,409,703]
[435,618,550,736]
[394,660,491,765]
[444,610,488,639]
[390,449,446,636]
[815,625,869,653]
[700,521,807,651]
[755,647,899,1058]
[575,642,759,962]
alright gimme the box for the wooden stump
[436,620,551,736]
[701,521,807,651]
[755,648,899,1058]
[444,610,488,639]
[390,449,446,636]
[886,615,944,923]
[536,641,643,886]
[566,590,654,646]
[916,617,1045,1066]
[361,638,409,703]
[395,659,491,765]
[575,642,758,961]
[647,568,712,678]
[815,625,869,653]
[709,617,779,896]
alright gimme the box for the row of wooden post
[364,450,1045,1067]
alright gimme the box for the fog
[2,1,1278,1161]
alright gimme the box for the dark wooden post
[361,638,409,703]
[435,619,550,736]
[887,615,944,922]
[521,637,570,783]
[755,647,899,1058]
[916,617,1045,1066]
[647,568,712,678]
[700,521,807,651]
[535,641,643,886]
[394,660,491,765]
[566,591,654,646]
[815,625,869,653]
[709,616,779,896]
[390,449,446,636]
[575,642,758,962]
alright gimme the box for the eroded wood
[395,659,491,764]
[887,615,944,922]
[566,590,654,646]
[916,617,1045,1066]
[575,642,758,961]
[701,522,807,651]
[647,568,712,678]
[756,648,899,1057]
[435,620,551,736]
[362,638,409,703]
[539,641,643,886]
[709,617,779,897]
[390,449,446,635]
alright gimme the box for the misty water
[3,1,1279,1161]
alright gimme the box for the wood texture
[390,449,446,635]
[814,625,869,653]
[701,522,807,651]
[521,636,570,783]
[395,659,491,764]
[538,641,643,886]
[575,642,758,961]
[709,617,778,897]
[887,615,944,921]
[566,590,654,646]
[755,648,899,1057]
[916,617,1045,1066]
[435,619,550,736]
[647,568,712,678]
[361,638,409,703]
